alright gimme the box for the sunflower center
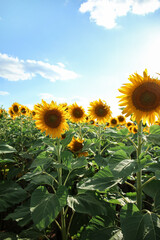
[44,110,62,128]
[132,82,160,111]
[111,119,117,125]
[73,141,83,152]
[72,108,83,118]
[95,105,107,117]
[13,105,19,113]
[21,108,26,114]
[118,116,125,122]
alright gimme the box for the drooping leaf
[67,191,114,218]
[80,216,122,240]
[0,181,27,212]
[78,166,120,192]
[120,203,160,240]
[0,143,17,154]
[30,185,67,230]
[5,201,32,227]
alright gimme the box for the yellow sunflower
[68,137,88,157]
[132,125,138,134]
[20,105,28,116]
[126,122,133,128]
[68,103,86,123]
[110,117,118,127]
[88,99,112,124]
[35,100,69,138]
[8,107,14,118]
[12,102,20,115]
[117,115,126,125]
[118,69,160,125]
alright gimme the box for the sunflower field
[1,70,160,240]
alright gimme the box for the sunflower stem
[56,138,67,240]
[136,121,142,211]
[78,123,83,140]
[98,125,102,155]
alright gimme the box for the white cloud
[39,93,66,103]
[0,91,9,96]
[0,53,79,82]
[79,0,160,29]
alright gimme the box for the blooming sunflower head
[35,100,69,138]
[68,137,88,156]
[8,107,14,118]
[88,99,112,124]
[132,125,138,134]
[68,103,86,123]
[20,105,28,116]
[110,117,118,127]
[12,102,20,115]
[126,122,133,128]
[117,115,126,125]
[118,69,160,125]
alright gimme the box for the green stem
[66,210,75,240]
[136,121,142,211]
[78,123,83,140]
[141,176,156,189]
[56,138,67,240]
[125,181,136,191]
[98,125,102,155]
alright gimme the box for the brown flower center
[95,105,107,117]
[21,108,26,114]
[13,105,19,113]
[44,110,62,128]
[73,141,83,152]
[72,107,83,118]
[118,116,125,122]
[111,119,117,125]
[132,82,160,111]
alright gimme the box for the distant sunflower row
[1,95,158,139]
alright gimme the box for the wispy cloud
[0,91,9,96]
[0,53,79,82]
[79,0,160,29]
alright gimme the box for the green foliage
[1,114,160,239]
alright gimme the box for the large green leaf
[30,185,67,230]
[111,159,135,178]
[67,191,114,218]
[94,154,108,167]
[143,180,160,199]
[149,125,160,134]
[120,203,160,240]
[154,190,160,214]
[0,181,27,212]
[78,166,120,191]
[0,143,17,154]
[80,216,123,240]
[5,202,32,227]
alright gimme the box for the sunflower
[143,126,150,134]
[88,99,112,124]
[68,103,86,123]
[132,125,138,134]
[126,122,133,128]
[59,102,68,111]
[35,100,68,138]
[118,69,160,125]
[8,107,14,118]
[12,102,20,115]
[68,137,88,157]
[117,115,126,125]
[110,117,118,127]
[20,105,28,115]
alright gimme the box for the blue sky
[0,0,160,116]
